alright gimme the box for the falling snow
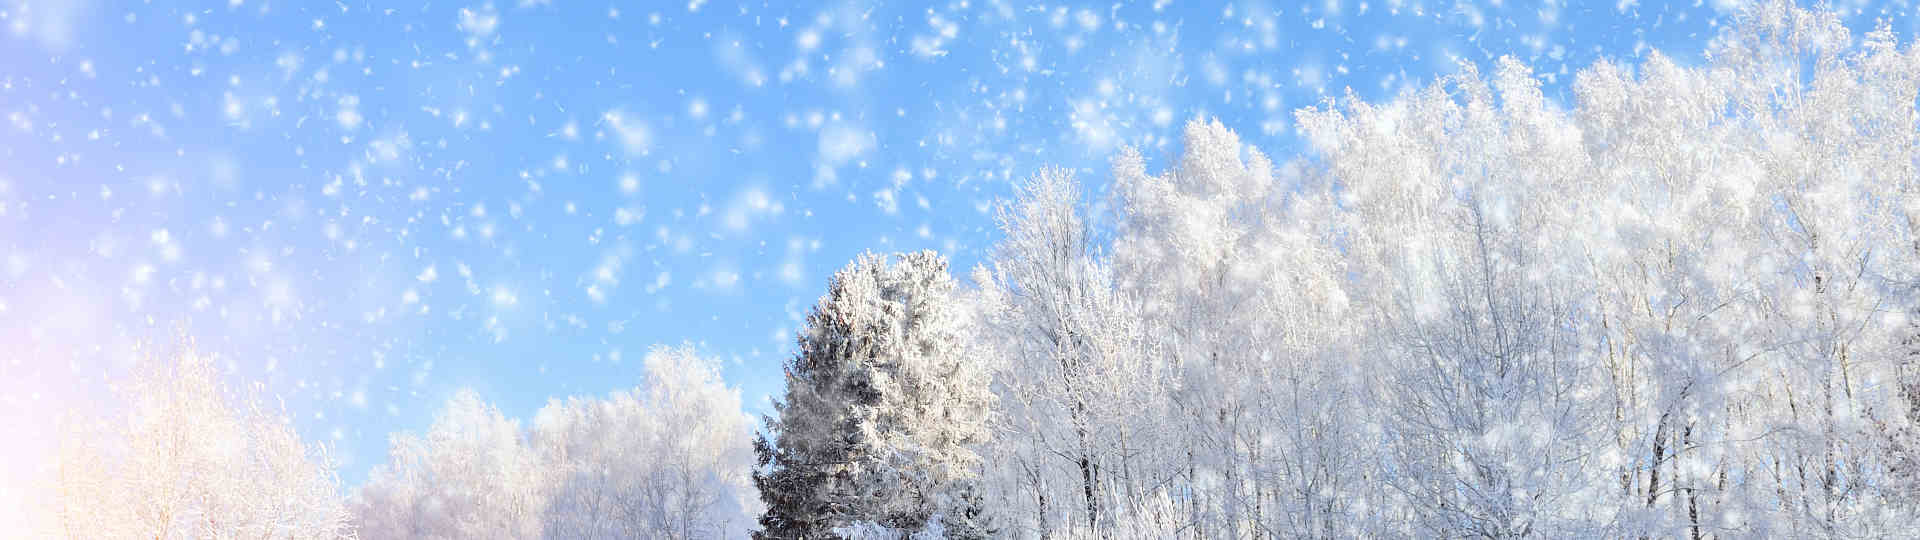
[6,0,1920,537]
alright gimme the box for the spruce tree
[754,251,993,539]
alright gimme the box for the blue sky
[2,0,1913,489]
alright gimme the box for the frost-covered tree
[973,167,1172,538]
[1302,56,1612,537]
[47,343,355,539]
[354,345,760,540]
[1292,1,1920,535]
[353,390,548,540]
[1707,5,1920,535]
[959,3,1919,538]
[1111,119,1361,538]
[755,251,996,539]
[534,345,760,539]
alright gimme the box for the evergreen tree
[755,251,994,539]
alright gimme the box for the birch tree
[49,343,355,539]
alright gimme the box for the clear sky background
[2,0,1914,494]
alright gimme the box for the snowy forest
[33,1,1920,538]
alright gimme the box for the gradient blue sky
[3,0,1914,492]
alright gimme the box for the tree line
[40,1,1920,538]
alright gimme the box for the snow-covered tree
[1110,119,1362,538]
[755,251,996,539]
[47,343,355,539]
[972,167,1173,538]
[353,390,548,540]
[1303,56,1613,537]
[534,344,760,539]
[354,345,761,540]
[1292,1,1920,535]
[963,3,1918,538]
[1710,5,1920,535]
